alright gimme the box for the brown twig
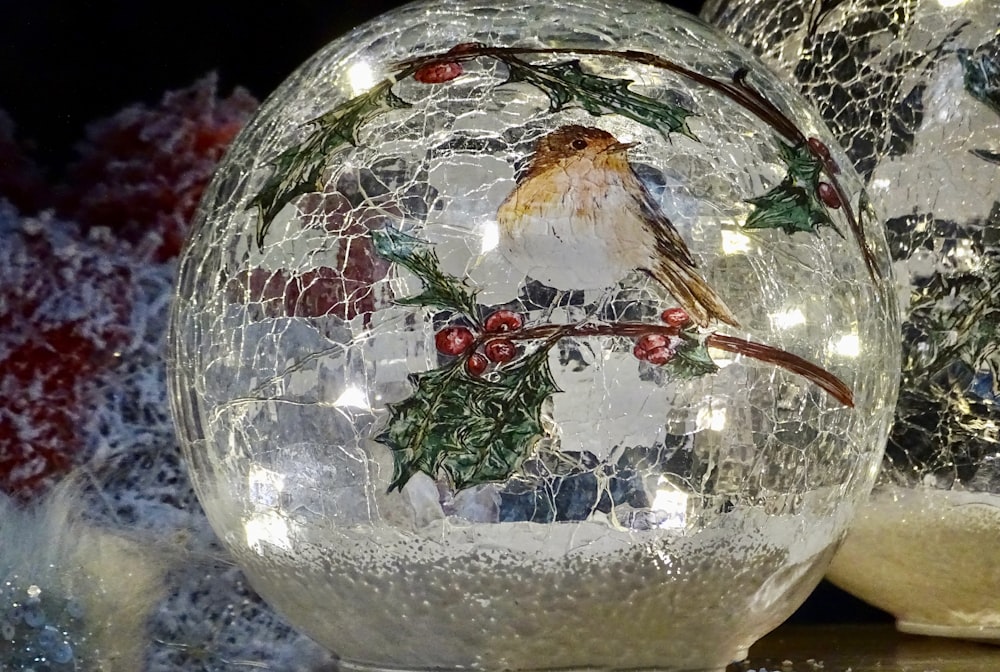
[707,333,854,407]
[480,321,853,407]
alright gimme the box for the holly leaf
[971,148,1000,165]
[744,140,840,236]
[371,226,479,319]
[958,45,1000,117]
[249,80,411,249]
[378,346,560,491]
[502,57,698,141]
[670,333,719,379]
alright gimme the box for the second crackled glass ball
[168,0,900,670]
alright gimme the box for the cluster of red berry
[632,307,690,365]
[808,137,842,210]
[434,310,523,376]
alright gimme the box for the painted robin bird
[497,124,739,328]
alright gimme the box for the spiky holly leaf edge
[502,57,699,141]
[371,226,480,320]
[378,344,559,492]
[249,80,411,249]
[743,139,842,237]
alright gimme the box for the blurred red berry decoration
[0,211,135,500]
[0,73,257,501]
[57,74,258,261]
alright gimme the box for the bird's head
[525,125,637,176]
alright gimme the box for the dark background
[0,0,890,625]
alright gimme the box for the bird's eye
[571,138,588,150]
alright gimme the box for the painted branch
[706,333,854,407]
[487,322,854,408]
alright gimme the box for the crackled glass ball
[702,0,1000,638]
[168,0,900,669]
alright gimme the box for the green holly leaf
[958,45,1000,117]
[670,333,719,379]
[971,148,1000,165]
[371,227,480,319]
[744,140,840,236]
[249,80,411,249]
[502,57,698,141]
[378,346,560,491]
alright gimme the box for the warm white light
[721,230,752,255]
[696,405,727,431]
[830,333,860,358]
[480,221,500,253]
[245,511,292,554]
[334,385,371,411]
[938,0,967,7]
[771,308,806,329]
[347,61,377,96]
[651,488,688,529]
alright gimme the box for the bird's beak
[604,141,639,154]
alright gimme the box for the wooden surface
[728,625,1000,672]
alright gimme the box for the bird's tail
[649,258,740,328]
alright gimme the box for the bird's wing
[632,171,697,268]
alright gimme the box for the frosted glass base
[896,621,1000,644]
[828,486,1000,642]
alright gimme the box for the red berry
[660,307,690,328]
[646,346,676,365]
[414,61,463,84]
[808,137,841,174]
[435,326,475,356]
[484,338,517,363]
[466,353,489,376]
[633,333,669,360]
[637,333,668,351]
[817,182,842,209]
[484,310,524,333]
[807,137,831,161]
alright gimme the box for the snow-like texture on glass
[168,0,899,669]
[702,0,1000,637]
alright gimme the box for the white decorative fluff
[0,480,167,670]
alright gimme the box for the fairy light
[651,487,688,529]
[721,230,752,255]
[830,333,861,358]
[771,308,806,329]
[480,221,500,253]
[347,61,377,96]
[245,511,292,554]
[333,385,371,411]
